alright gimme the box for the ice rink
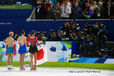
[0,67,114,76]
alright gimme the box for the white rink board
[0,41,72,63]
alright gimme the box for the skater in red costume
[27,30,42,70]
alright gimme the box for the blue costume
[6,37,15,54]
[6,47,14,54]
[18,44,27,54]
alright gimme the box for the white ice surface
[0,67,114,76]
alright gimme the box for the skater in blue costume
[18,30,27,70]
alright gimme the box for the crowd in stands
[12,21,114,58]
[34,0,114,19]
[47,21,113,58]
[47,22,108,57]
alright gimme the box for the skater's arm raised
[35,37,42,45]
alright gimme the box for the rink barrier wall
[0,19,114,41]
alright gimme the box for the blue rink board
[69,57,114,64]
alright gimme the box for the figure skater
[5,31,15,70]
[27,30,42,70]
[18,30,27,70]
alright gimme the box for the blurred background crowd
[33,0,114,19]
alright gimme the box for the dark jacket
[54,6,62,19]
[94,6,105,19]
[70,7,83,19]
[46,8,54,19]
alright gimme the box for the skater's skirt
[29,45,38,53]
[18,44,27,54]
[6,47,15,54]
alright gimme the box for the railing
[28,19,114,21]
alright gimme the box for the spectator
[85,0,93,4]
[72,0,76,7]
[83,23,89,35]
[94,1,105,18]
[61,2,71,19]
[111,2,114,18]
[76,0,83,8]
[86,37,96,57]
[84,1,91,12]
[60,21,71,36]
[14,34,19,41]
[99,0,108,8]
[48,30,59,41]
[44,0,51,16]
[35,0,44,19]
[80,35,88,57]
[54,2,62,19]
[38,32,47,41]
[56,0,62,4]
[84,9,95,19]
[71,22,77,32]
[66,0,72,7]
[89,1,98,11]
[45,3,55,19]
[61,0,72,7]
[75,23,81,31]
[70,2,83,19]
[69,31,79,41]
[58,30,66,41]
[48,0,57,7]
[97,23,107,49]
[106,1,112,18]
